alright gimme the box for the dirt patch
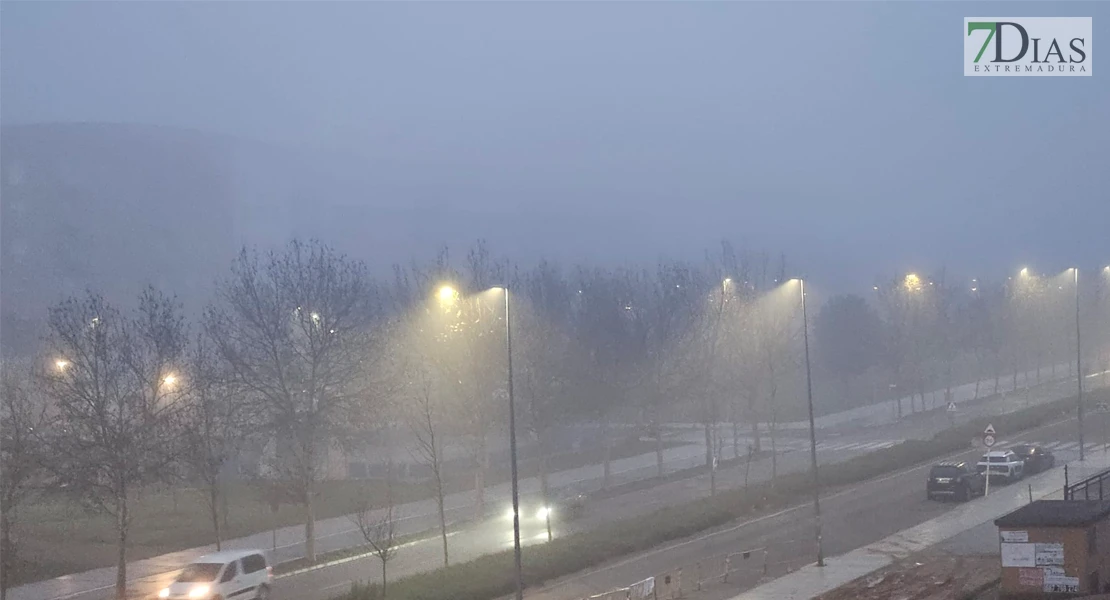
[815,552,999,600]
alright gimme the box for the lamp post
[438,284,524,597]
[795,278,824,567]
[1075,268,1084,462]
[498,286,524,600]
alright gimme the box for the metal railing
[1065,465,1110,501]
[577,546,768,600]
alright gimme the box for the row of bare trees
[4,239,1107,600]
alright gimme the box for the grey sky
[2,1,1107,292]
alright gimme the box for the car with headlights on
[158,550,272,600]
[1009,444,1055,475]
[504,499,553,526]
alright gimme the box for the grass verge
[333,387,1108,600]
[8,435,685,586]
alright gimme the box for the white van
[158,550,272,600]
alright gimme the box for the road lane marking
[526,413,1079,596]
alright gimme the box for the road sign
[984,424,996,435]
[984,434,997,447]
[947,402,957,413]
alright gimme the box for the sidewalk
[728,453,1110,600]
[12,364,1089,600]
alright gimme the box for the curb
[274,521,471,578]
[958,575,1001,600]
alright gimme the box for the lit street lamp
[495,285,524,600]
[438,284,523,599]
[792,278,824,567]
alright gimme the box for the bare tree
[40,289,187,599]
[350,466,399,599]
[206,240,386,563]
[638,262,700,477]
[407,362,450,567]
[517,260,575,539]
[181,333,251,550]
[0,360,47,600]
[456,242,506,519]
[572,267,642,488]
[390,262,454,567]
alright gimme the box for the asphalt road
[524,414,1105,600]
[261,383,1105,600]
[71,375,1107,600]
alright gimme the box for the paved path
[729,454,1110,600]
[11,363,1092,600]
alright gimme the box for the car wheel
[256,584,270,600]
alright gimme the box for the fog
[1,3,1109,600]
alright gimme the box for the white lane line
[527,412,1083,597]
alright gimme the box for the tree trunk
[221,477,230,535]
[769,415,778,482]
[601,418,612,488]
[435,473,449,567]
[732,419,740,460]
[209,482,222,551]
[750,421,761,453]
[304,480,316,563]
[654,420,664,478]
[381,557,388,600]
[704,421,713,468]
[1,507,11,600]
[473,441,486,520]
[115,492,128,600]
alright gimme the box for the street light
[791,278,824,567]
[431,283,523,596]
[491,285,524,600]
[437,285,457,304]
[55,359,70,371]
[1074,268,1084,461]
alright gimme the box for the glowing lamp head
[437,286,457,303]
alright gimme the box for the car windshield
[1012,446,1034,455]
[988,456,1010,463]
[930,466,962,477]
[176,563,222,583]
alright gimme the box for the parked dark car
[1010,444,1056,475]
[927,461,986,502]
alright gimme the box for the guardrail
[1065,465,1110,501]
